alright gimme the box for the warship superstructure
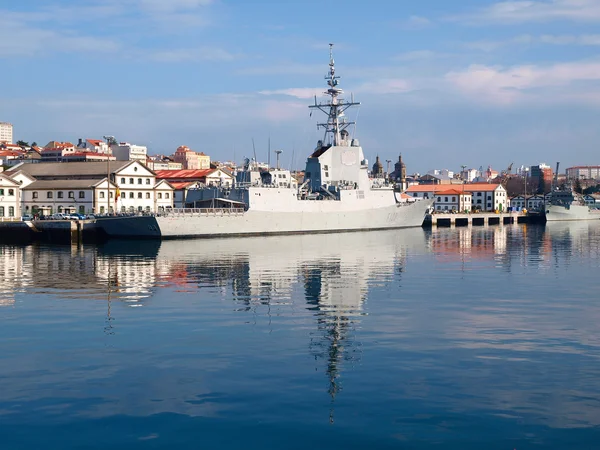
[97,45,432,239]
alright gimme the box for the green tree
[16,140,29,147]
[31,141,38,147]
[574,178,583,194]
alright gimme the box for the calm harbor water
[1,223,600,449]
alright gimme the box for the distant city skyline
[2,0,600,172]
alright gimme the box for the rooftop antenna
[275,149,283,170]
[252,138,257,170]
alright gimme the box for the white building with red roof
[0,172,21,219]
[406,183,507,212]
[76,138,111,154]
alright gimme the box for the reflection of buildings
[0,245,32,306]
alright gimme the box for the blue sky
[2,0,600,172]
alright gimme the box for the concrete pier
[424,212,528,227]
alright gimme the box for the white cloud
[135,0,213,12]
[259,88,324,99]
[355,78,413,95]
[451,0,600,24]
[149,47,235,62]
[445,61,600,104]
[399,15,433,29]
[466,34,600,51]
[392,50,438,62]
[0,24,120,57]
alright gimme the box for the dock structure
[424,212,529,227]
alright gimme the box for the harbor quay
[424,211,536,227]
[0,218,100,244]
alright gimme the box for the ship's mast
[309,44,360,146]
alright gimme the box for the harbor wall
[0,220,102,244]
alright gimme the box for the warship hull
[545,204,600,222]
[96,200,431,239]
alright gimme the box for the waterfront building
[111,142,148,162]
[406,183,507,212]
[172,146,210,170]
[6,161,174,215]
[468,183,508,211]
[433,189,472,212]
[154,168,234,187]
[0,122,13,144]
[565,166,600,182]
[0,173,21,218]
[154,168,233,208]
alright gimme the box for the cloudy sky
[1,0,600,172]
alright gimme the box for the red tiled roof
[87,139,103,146]
[406,183,502,193]
[170,181,196,190]
[155,169,215,179]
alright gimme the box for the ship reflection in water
[2,223,600,448]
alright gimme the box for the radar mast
[309,44,360,146]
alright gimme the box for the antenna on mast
[308,43,360,147]
[252,138,257,170]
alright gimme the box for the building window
[100,206,105,214]
[57,191,63,198]
[0,206,4,217]
[137,192,142,198]
[452,197,456,202]
[121,206,126,212]
[129,192,134,198]
[477,192,482,197]
[32,192,38,199]
[68,191,74,198]
[100,192,105,199]
[146,193,150,199]
[146,206,151,212]
[129,178,134,184]
[121,177,125,184]
[79,191,85,198]
[0,189,3,195]
[138,178,142,184]
[110,192,113,198]
[437,197,441,202]
[79,206,85,214]
[444,197,448,202]
[487,203,492,208]
[165,193,170,199]
[8,189,14,196]
[158,193,162,199]
[138,206,143,212]
[47,192,53,199]
[146,179,150,185]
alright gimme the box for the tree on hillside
[574,178,583,194]
[31,141,38,147]
[16,140,29,148]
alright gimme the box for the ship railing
[161,208,245,217]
